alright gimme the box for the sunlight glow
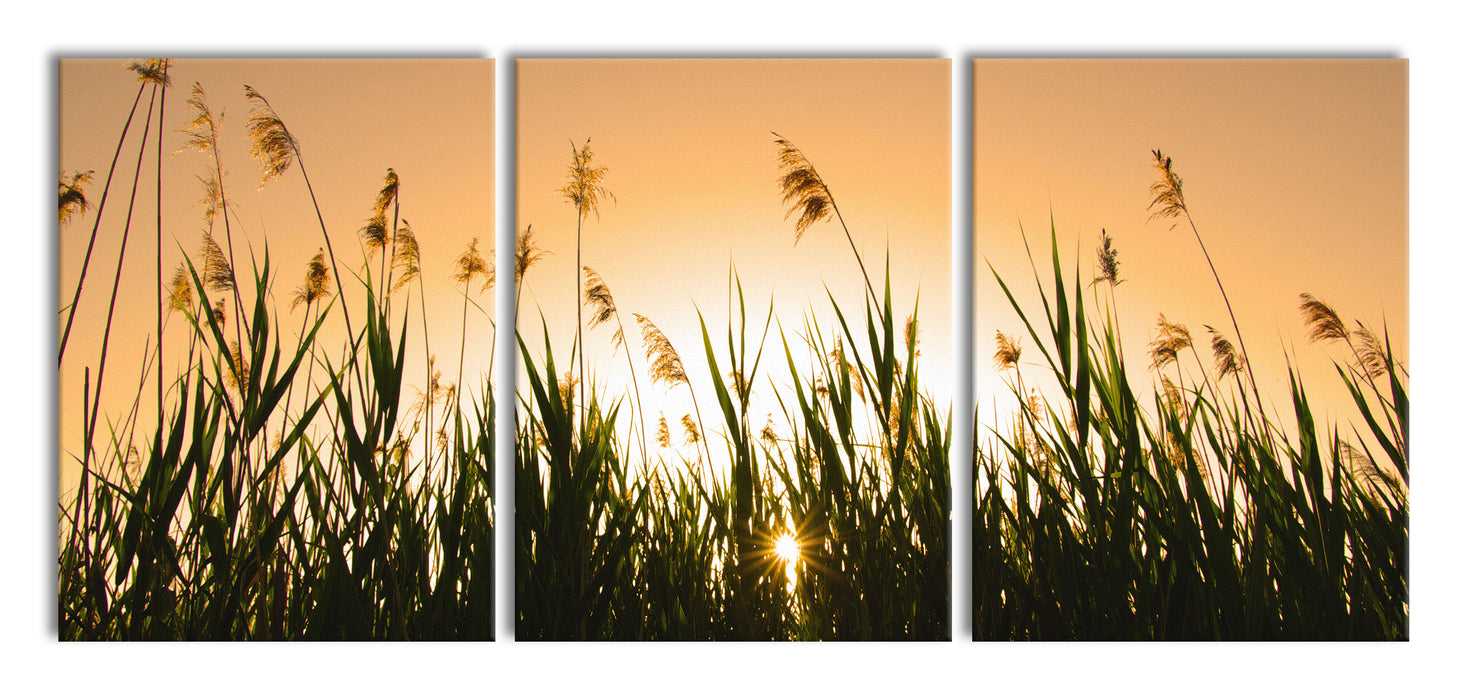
[774,533,801,564]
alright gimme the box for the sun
[774,533,801,563]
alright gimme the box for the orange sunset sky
[972,59,1408,445]
[57,59,495,496]
[514,59,952,465]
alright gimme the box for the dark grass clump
[972,211,1406,640]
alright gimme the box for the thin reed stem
[60,80,147,366]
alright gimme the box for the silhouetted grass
[515,134,950,640]
[58,63,495,640]
[972,184,1407,640]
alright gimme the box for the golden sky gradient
[973,59,1407,439]
[514,59,951,462]
[58,59,495,496]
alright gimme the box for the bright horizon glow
[973,59,1407,455]
[57,59,496,501]
[515,59,952,480]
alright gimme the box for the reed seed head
[244,85,299,188]
[1204,325,1244,379]
[1093,228,1124,287]
[827,337,864,402]
[59,170,94,225]
[633,313,688,389]
[1147,149,1188,226]
[411,357,448,418]
[125,59,172,86]
[727,370,752,401]
[1338,437,1402,497]
[558,371,579,411]
[1299,293,1348,344]
[291,249,331,311]
[558,138,613,222]
[374,168,399,217]
[994,331,1022,371]
[1352,324,1389,379]
[166,263,194,316]
[1160,375,1183,412]
[1148,314,1192,371]
[392,220,421,292]
[453,237,491,291]
[225,341,250,391]
[583,266,619,334]
[773,132,833,244]
[199,233,235,293]
[681,414,700,445]
[180,83,223,158]
[360,214,390,256]
[657,413,671,449]
[516,224,549,285]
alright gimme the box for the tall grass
[58,63,495,640]
[516,134,950,640]
[972,159,1407,640]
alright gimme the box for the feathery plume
[657,414,671,450]
[360,214,390,257]
[1148,314,1192,371]
[994,331,1022,372]
[827,336,864,402]
[1353,324,1389,379]
[59,170,94,225]
[515,224,549,284]
[681,414,700,446]
[760,415,778,446]
[125,59,172,86]
[1147,149,1188,226]
[558,371,579,411]
[165,263,193,316]
[634,313,688,389]
[583,266,620,341]
[558,138,613,222]
[411,357,448,418]
[361,169,399,257]
[1339,438,1401,496]
[291,250,331,311]
[191,174,232,225]
[391,220,421,291]
[1204,325,1244,379]
[225,341,249,391]
[179,84,233,224]
[453,237,491,290]
[1299,293,1349,344]
[243,85,299,188]
[904,314,921,357]
[727,370,751,400]
[200,233,235,292]
[374,168,399,216]
[211,299,226,326]
[773,132,833,244]
[179,83,222,157]
[1161,375,1184,412]
[1093,228,1124,287]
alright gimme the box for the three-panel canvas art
[57,58,1407,641]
